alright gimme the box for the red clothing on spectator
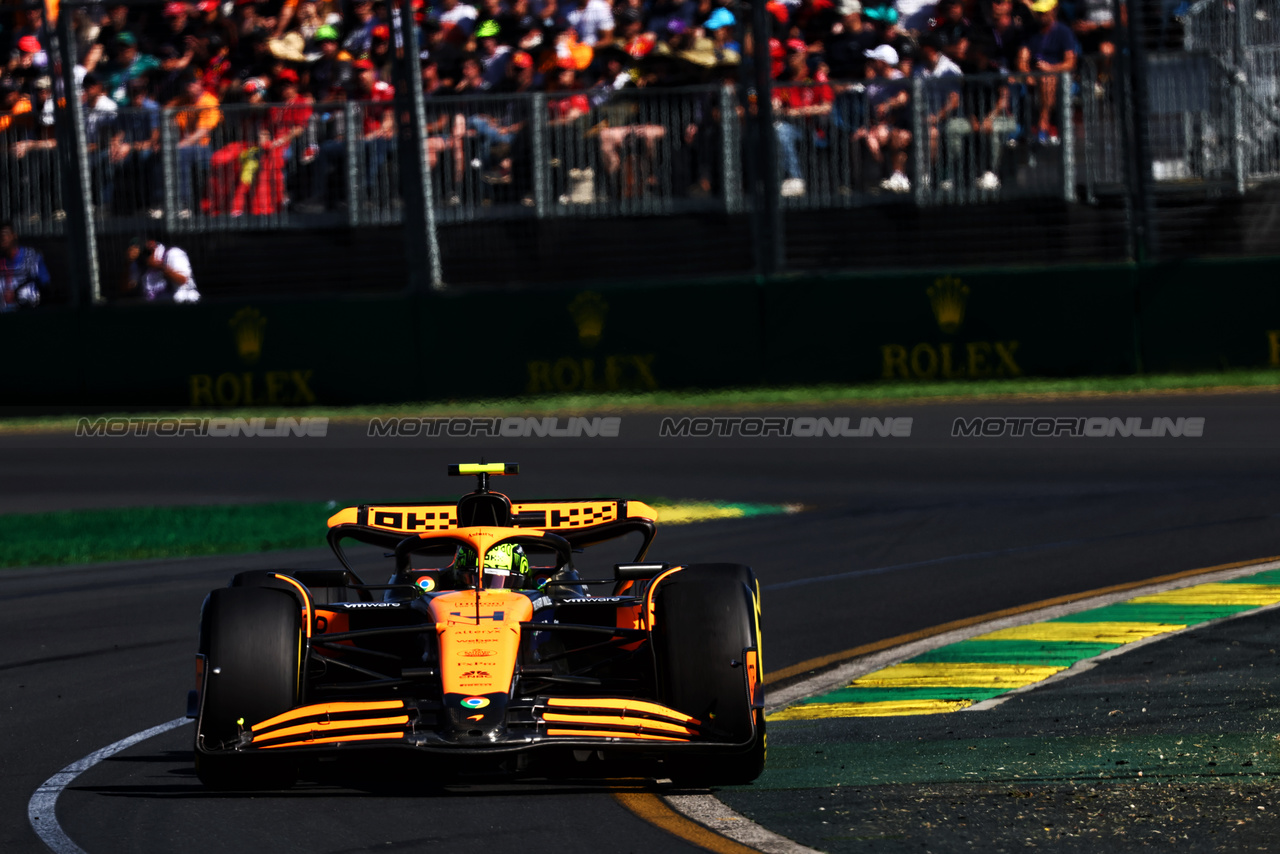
[205,141,286,216]
[548,93,589,119]
[362,80,394,135]
[778,82,833,108]
[269,95,314,137]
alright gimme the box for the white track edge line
[765,558,1280,713]
[662,793,824,854]
[28,718,192,854]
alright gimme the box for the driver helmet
[454,542,530,589]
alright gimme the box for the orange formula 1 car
[189,463,764,789]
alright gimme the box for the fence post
[1059,71,1077,202]
[1230,0,1247,195]
[160,109,179,235]
[720,84,743,215]
[390,0,443,289]
[344,101,361,228]
[911,76,928,205]
[1113,0,1156,263]
[749,0,782,276]
[531,93,551,219]
[50,7,100,305]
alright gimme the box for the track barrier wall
[3,257,1276,408]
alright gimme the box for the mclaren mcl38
[191,463,765,789]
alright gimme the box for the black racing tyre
[651,563,765,786]
[196,586,302,790]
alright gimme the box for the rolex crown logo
[568,291,608,348]
[230,307,267,365]
[927,276,969,335]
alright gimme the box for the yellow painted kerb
[971,621,1185,644]
[851,662,1065,689]
[768,698,973,720]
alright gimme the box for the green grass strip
[1049,603,1257,623]
[1223,568,1280,585]
[0,498,796,568]
[798,687,1009,704]
[908,640,1121,666]
[0,501,340,567]
[3,368,1280,430]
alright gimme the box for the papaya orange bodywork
[250,700,406,732]
[429,588,532,696]
[253,715,411,743]
[545,697,700,725]
[645,565,685,629]
[545,728,688,742]
[311,608,352,650]
[259,731,407,749]
[745,649,760,706]
[542,713,697,736]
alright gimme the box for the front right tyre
[651,563,765,785]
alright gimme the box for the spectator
[293,0,326,49]
[309,25,350,99]
[773,39,833,197]
[108,78,163,216]
[566,0,615,46]
[439,0,481,36]
[453,54,490,93]
[917,35,965,188]
[16,35,48,74]
[1066,0,1115,82]
[826,2,878,80]
[972,0,1029,74]
[1018,0,1077,143]
[369,24,394,79]
[81,74,120,210]
[0,77,32,135]
[170,74,222,215]
[957,45,1018,190]
[103,32,160,106]
[926,0,973,68]
[155,2,200,73]
[95,5,135,56]
[0,220,49,311]
[9,76,57,170]
[199,33,234,97]
[206,78,289,216]
[122,236,201,302]
[353,59,395,196]
[343,0,380,55]
[476,20,514,86]
[856,43,912,192]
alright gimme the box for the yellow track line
[613,790,763,854]
[763,554,1280,685]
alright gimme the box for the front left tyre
[195,585,302,790]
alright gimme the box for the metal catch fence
[775,71,1074,209]
[0,105,64,237]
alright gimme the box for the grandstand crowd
[0,0,1120,223]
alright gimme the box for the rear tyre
[651,563,765,786]
[196,586,302,790]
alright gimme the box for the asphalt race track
[5,392,1280,853]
